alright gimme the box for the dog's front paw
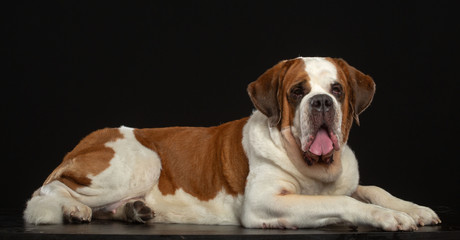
[401,205,441,226]
[370,207,418,231]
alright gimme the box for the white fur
[24,195,64,224]
[303,57,337,90]
[239,111,440,230]
[241,111,360,228]
[75,126,161,207]
[145,187,243,224]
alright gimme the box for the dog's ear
[332,58,376,125]
[247,60,293,127]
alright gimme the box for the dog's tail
[24,191,64,224]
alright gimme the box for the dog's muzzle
[302,94,340,165]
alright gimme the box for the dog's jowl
[24,57,440,231]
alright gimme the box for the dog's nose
[310,94,333,112]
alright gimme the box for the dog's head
[248,57,375,179]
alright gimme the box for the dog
[24,57,440,231]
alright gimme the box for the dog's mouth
[302,125,340,166]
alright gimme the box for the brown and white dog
[24,57,440,231]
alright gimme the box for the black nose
[310,94,333,112]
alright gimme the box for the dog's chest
[299,146,360,196]
[299,180,355,196]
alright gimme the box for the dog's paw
[370,207,418,231]
[124,200,155,223]
[63,204,92,223]
[401,205,441,226]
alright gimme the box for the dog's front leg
[352,185,441,226]
[241,179,418,231]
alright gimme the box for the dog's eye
[331,83,343,97]
[290,86,305,100]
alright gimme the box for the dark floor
[1,209,459,240]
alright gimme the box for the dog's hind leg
[24,127,162,225]
[24,180,156,224]
[24,181,92,224]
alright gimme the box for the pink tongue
[309,128,333,156]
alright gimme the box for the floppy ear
[247,60,292,127]
[333,58,376,125]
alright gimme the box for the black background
[2,1,459,223]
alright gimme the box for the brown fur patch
[247,58,308,130]
[278,59,309,130]
[326,57,354,144]
[327,57,376,143]
[133,118,249,201]
[43,128,124,190]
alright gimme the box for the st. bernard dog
[24,57,440,231]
